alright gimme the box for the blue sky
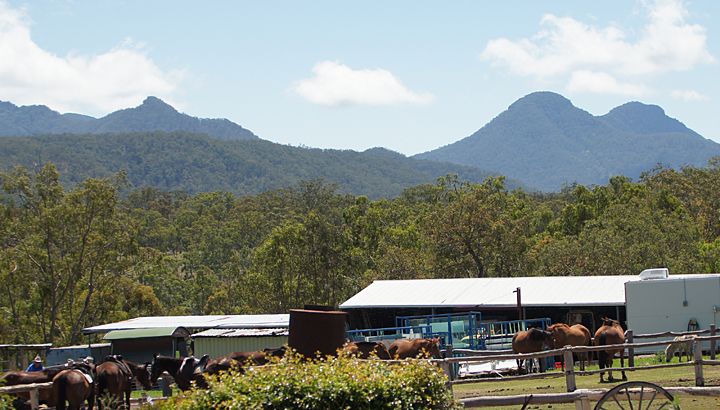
[0,0,717,156]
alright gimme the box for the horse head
[149,354,162,384]
[424,337,442,359]
[136,362,153,390]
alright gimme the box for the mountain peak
[600,101,697,136]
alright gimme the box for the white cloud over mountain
[292,60,435,107]
[0,1,183,115]
[481,0,715,97]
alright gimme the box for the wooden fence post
[711,324,716,360]
[162,376,173,397]
[563,348,576,392]
[445,344,455,381]
[626,329,634,368]
[694,340,704,387]
[29,388,39,410]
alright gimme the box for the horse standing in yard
[150,354,210,391]
[512,328,554,374]
[96,355,152,410]
[388,338,441,359]
[547,323,592,370]
[665,335,696,362]
[342,341,391,359]
[0,365,66,407]
[594,317,626,382]
[52,362,96,410]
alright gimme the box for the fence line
[443,330,720,408]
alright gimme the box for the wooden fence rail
[0,381,52,410]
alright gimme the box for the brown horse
[342,341,391,359]
[547,323,592,370]
[204,346,287,375]
[0,365,66,406]
[149,354,209,391]
[96,356,152,410]
[594,317,626,382]
[53,365,95,410]
[388,338,441,359]
[512,328,554,374]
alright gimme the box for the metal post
[626,329,634,367]
[162,376,173,397]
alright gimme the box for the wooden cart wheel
[594,381,679,410]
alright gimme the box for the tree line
[2,159,719,346]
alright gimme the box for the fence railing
[437,330,720,409]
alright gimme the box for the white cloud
[567,71,653,96]
[291,60,434,107]
[671,89,710,102]
[481,0,714,96]
[0,1,183,115]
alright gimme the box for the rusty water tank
[288,308,347,359]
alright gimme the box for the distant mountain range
[2,92,717,195]
[414,92,720,192]
[0,132,527,199]
[0,96,258,141]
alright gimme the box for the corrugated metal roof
[191,328,289,338]
[103,327,190,340]
[339,276,643,309]
[83,314,290,334]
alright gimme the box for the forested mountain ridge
[0,96,258,141]
[414,91,720,192]
[0,131,528,199]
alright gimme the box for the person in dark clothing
[26,355,44,372]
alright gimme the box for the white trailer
[625,269,720,353]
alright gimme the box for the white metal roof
[82,314,289,334]
[191,328,289,338]
[339,276,643,309]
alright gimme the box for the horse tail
[96,370,108,407]
[597,333,608,368]
[55,374,67,410]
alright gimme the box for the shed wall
[193,336,288,359]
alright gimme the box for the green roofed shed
[102,327,190,341]
[103,327,190,364]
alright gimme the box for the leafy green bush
[150,350,461,410]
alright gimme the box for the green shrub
[150,350,462,410]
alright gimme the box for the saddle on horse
[104,355,132,380]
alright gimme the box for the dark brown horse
[342,341,391,359]
[204,346,287,375]
[547,323,592,370]
[388,338,441,359]
[96,356,152,410]
[594,317,626,382]
[149,354,209,391]
[53,364,95,410]
[512,328,554,373]
[0,365,66,406]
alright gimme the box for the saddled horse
[594,317,626,382]
[150,354,210,391]
[547,323,592,370]
[512,328,554,374]
[388,338,441,359]
[0,365,66,406]
[342,341,391,359]
[96,355,152,410]
[53,362,95,410]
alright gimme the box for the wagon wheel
[594,381,679,410]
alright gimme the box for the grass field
[452,354,720,409]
